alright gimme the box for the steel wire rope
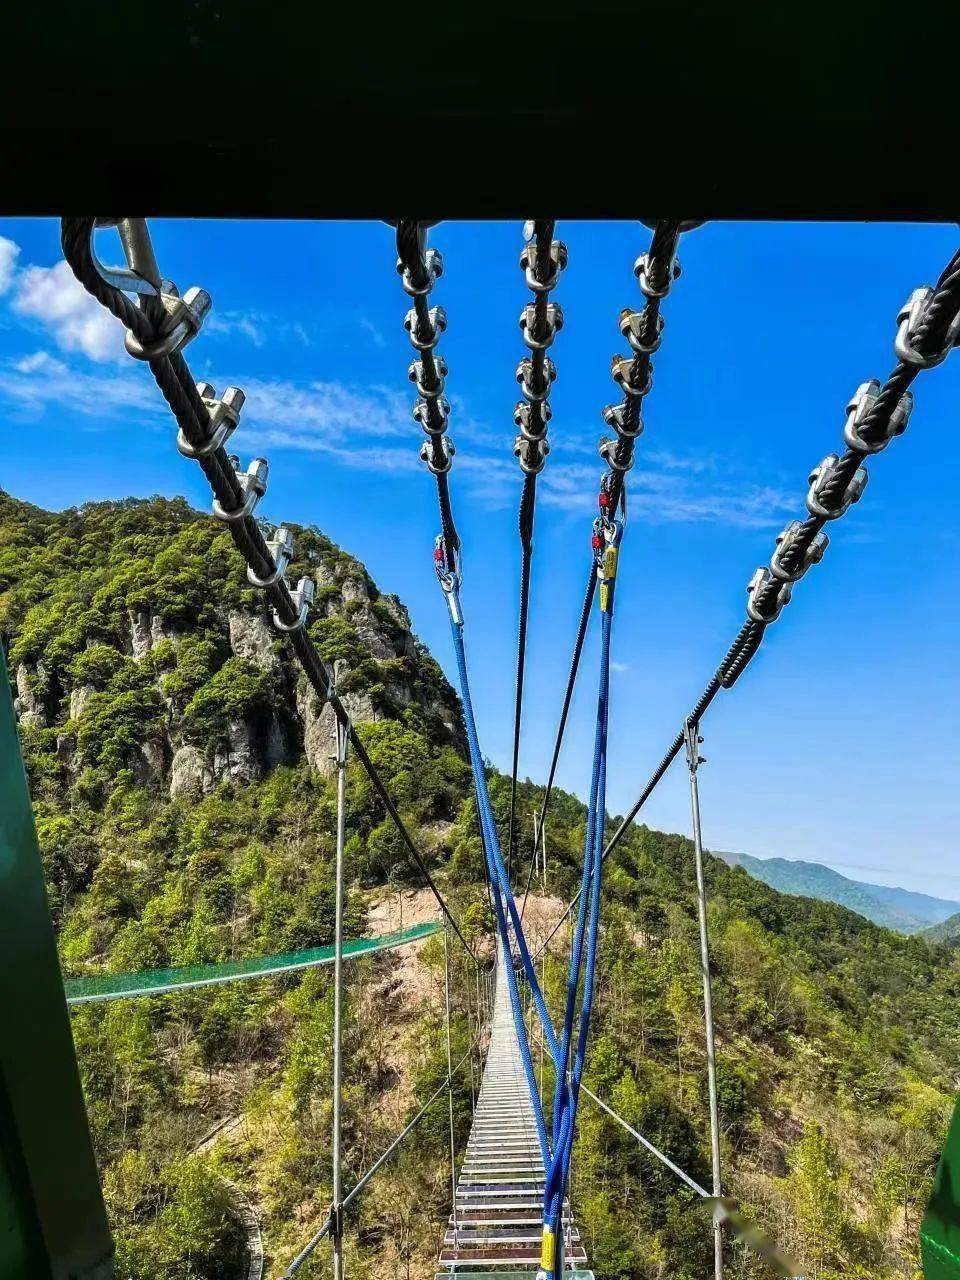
[60,216,478,967]
[535,240,960,959]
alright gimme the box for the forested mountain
[720,851,960,934]
[3,491,959,1280]
[923,912,960,946]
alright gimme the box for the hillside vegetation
[720,852,960,935]
[3,491,960,1280]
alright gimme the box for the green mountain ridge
[3,490,959,1280]
[718,851,960,934]
[922,911,960,945]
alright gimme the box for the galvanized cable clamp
[177,382,244,459]
[212,456,269,522]
[420,436,455,474]
[398,247,444,297]
[602,402,644,440]
[619,307,664,355]
[682,717,705,771]
[769,521,829,583]
[598,435,634,472]
[514,434,549,474]
[272,576,315,633]
[611,354,653,399]
[634,251,681,300]
[515,400,551,441]
[805,453,868,520]
[408,354,447,399]
[516,356,557,402]
[434,535,463,625]
[248,525,295,589]
[404,305,447,351]
[746,567,792,624]
[520,301,564,351]
[124,283,212,361]
[413,396,451,435]
[520,240,568,293]
[843,379,913,454]
[895,285,960,367]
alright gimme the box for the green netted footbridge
[62,921,440,1004]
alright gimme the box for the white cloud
[207,310,267,347]
[0,236,20,294]
[611,661,631,673]
[11,260,122,362]
[0,352,159,421]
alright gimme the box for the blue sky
[2,218,959,900]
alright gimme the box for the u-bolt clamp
[895,285,960,368]
[213,457,269,522]
[514,434,549,474]
[408,354,448,399]
[769,521,829,583]
[619,307,664,355]
[843,379,913,454]
[515,401,551,441]
[272,576,315,633]
[598,435,634,473]
[398,247,444,297]
[248,525,295,589]
[404,305,446,351]
[520,301,564,351]
[634,249,682,300]
[516,356,557,403]
[602,402,644,440]
[805,453,868,520]
[420,436,455,475]
[611,354,653,399]
[124,284,211,361]
[746,567,792,624]
[413,395,451,436]
[178,382,245,459]
[519,238,568,293]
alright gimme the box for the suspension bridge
[2,213,960,1280]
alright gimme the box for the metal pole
[443,921,459,1245]
[684,718,723,1280]
[331,713,349,1280]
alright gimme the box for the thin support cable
[443,921,459,1247]
[684,719,723,1280]
[580,1085,709,1197]
[331,713,349,1280]
[281,1042,476,1277]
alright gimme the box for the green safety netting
[923,1097,960,1279]
[63,921,440,1005]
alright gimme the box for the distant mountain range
[718,852,960,935]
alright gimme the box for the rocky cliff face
[2,492,463,798]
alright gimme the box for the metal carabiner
[434,535,463,625]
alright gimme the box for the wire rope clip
[404,305,446,351]
[619,306,664,355]
[683,718,705,771]
[248,525,295,589]
[842,379,913,454]
[805,453,868,520]
[895,285,960,368]
[611,354,653,399]
[602,402,644,441]
[413,395,451,436]
[213,456,269,522]
[634,250,681,299]
[598,435,634,472]
[746,567,792,624]
[514,400,551,441]
[272,576,315,632]
[514,434,549,474]
[124,284,211,361]
[520,301,564,351]
[516,356,557,404]
[420,436,455,475]
[434,535,463,625]
[177,382,244,459]
[520,239,568,293]
[408,354,447,399]
[769,520,829,583]
[398,246,443,297]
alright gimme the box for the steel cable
[60,217,477,965]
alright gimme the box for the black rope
[536,242,960,959]
[507,471,536,882]
[60,217,478,967]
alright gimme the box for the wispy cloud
[0,237,19,295]
[0,350,159,421]
[206,310,268,347]
[11,258,124,362]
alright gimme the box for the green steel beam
[0,643,113,1280]
[923,1097,960,1279]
